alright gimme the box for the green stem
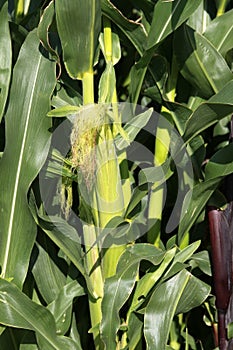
[147,184,164,247]
[103,17,112,63]
[83,71,94,105]
[217,0,229,16]
[98,17,127,281]
[84,225,104,350]
[82,70,104,349]
[147,115,170,247]
[15,0,24,22]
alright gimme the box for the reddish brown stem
[208,206,232,349]
[218,311,227,350]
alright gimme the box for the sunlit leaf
[174,24,233,99]
[0,30,56,288]
[56,0,101,79]
[0,279,77,350]
[100,244,165,348]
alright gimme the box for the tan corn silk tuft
[70,104,107,190]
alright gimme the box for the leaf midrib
[2,55,42,278]
[186,28,218,94]
[155,0,182,44]
[216,24,233,53]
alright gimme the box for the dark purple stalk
[208,207,231,350]
[208,115,233,350]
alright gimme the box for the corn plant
[0,0,233,349]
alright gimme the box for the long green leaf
[48,280,86,336]
[32,209,85,277]
[0,2,12,122]
[179,143,233,238]
[174,24,233,99]
[0,279,77,350]
[69,313,83,350]
[144,268,208,349]
[129,0,202,103]
[187,1,211,33]
[100,244,165,349]
[127,311,144,350]
[0,30,56,288]
[190,251,211,276]
[205,143,233,180]
[130,248,176,313]
[115,108,153,151]
[204,9,233,57]
[175,273,211,314]
[144,270,189,350]
[38,1,60,62]
[56,0,101,79]
[183,80,233,143]
[32,242,66,304]
[147,0,202,49]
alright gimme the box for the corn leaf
[147,0,202,49]
[184,80,233,143]
[187,1,211,33]
[56,0,101,79]
[115,108,153,150]
[127,311,144,350]
[174,24,233,99]
[130,248,176,313]
[101,0,147,56]
[175,273,211,314]
[179,143,233,238]
[0,279,77,350]
[129,0,202,104]
[32,242,66,304]
[0,2,12,122]
[144,270,189,350]
[204,9,233,57]
[98,62,116,103]
[47,280,86,336]
[100,244,165,348]
[144,270,210,350]
[31,209,85,277]
[0,30,56,288]
[47,105,80,117]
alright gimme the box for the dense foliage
[0,0,233,349]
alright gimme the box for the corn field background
[0,0,233,349]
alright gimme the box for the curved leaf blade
[100,244,165,349]
[175,272,211,314]
[0,279,77,350]
[144,269,210,350]
[144,270,189,350]
[0,30,56,288]
[129,0,202,103]
[32,210,85,277]
[179,143,233,238]
[48,280,86,336]
[184,80,233,143]
[147,0,202,49]
[32,242,66,304]
[175,24,233,99]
